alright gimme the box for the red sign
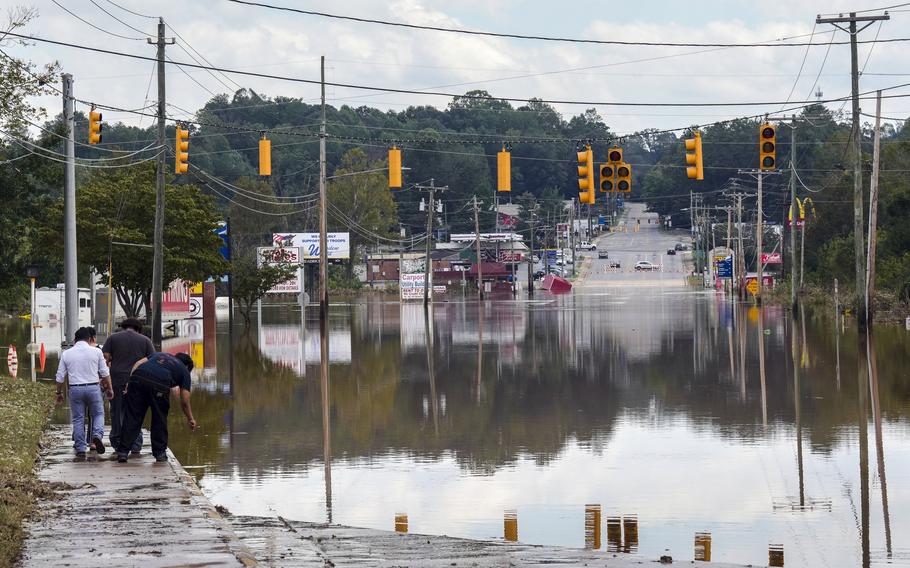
[497,212,518,229]
[761,252,782,265]
[162,280,191,312]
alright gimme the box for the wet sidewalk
[20,427,257,567]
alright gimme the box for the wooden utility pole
[61,73,78,345]
[817,11,889,326]
[866,90,883,325]
[789,115,799,314]
[473,196,484,299]
[756,171,764,303]
[149,18,173,346]
[423,181,435,307]
[318,55,329,320]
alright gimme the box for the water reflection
[5,289,906,567]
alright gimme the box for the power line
[226,0,908,48]
[103,0,156,19]
[50,0,144,40]
[10,31,910,109]
[88,0,153,36]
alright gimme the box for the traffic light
[497,146,511,192]
[760,123,776,171]
[88,107,102,145]
[616,162,632,193]
[685,131,703,180]
[175,124,189,174]
[388,145,402,189]
[607,146,622,164]
[599,163,615,192]
[576,145,594,204]
[258,133,271,176]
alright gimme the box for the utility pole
[62,73,77,345]
[789,115,799,314]
[148,18,173,347]
[318,55,328,320]
[817,10,889,327]
[473,196,484,299]
[866,90,883,325]
[415,180,447,306]
[756,171,763,303]
[528,209,537,298]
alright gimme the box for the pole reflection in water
[425,307,438,435]
[584,504,601,550]
[758,307,768,427]
[606,516,622,553]
[858,335,870,568]
[395,513,408,533]
[867,332,891,559]
[694,531,712,562]
[792,313,804,508]
[320,314,333,524]
[503,509,518,542]
[476,303,484,406]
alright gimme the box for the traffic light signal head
[599,163,615,192]
[616,162,632,193]
[259,134,271,176]
[760,123,776,171]
[497,147,511,192]
[88,108,102,145]
[685,132,704,180]
[175,125,189,174]
[388,146,402,188]
[607,146,622,164]
[576,146,594,203]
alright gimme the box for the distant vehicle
[666,249,676,255]
[597,250,609,259]
[674,243,684,251]
[533,270,546,280]
[609,260,621,269]
[576,242,597,251]
[634,260,659,271]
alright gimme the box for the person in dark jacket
[102,318,154,454]
[115,352,197,463]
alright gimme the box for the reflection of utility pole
[424,308,438,436]
[867,332,892,558]
[792,315,804,508]
[758,307,767,428]
[858,335,871,568]
[320,318,332,523]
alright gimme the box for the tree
[0,7,59,131]
[231,251,298,327]
[327,148,398,275]
[39,163,228,317]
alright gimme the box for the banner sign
[400,273,425,301]
[272,232,350,263]
[162,280,191,313]
[761,252,782,265]
[257,246,302,294]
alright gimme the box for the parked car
[598,250,610,259]
[576,242,597,251]
[634,260,659,271]
[533,270,546,280]
[609,260,621,269]
[666,249,676,255]
[674,243,684,251]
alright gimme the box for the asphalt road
[575,202,691,289]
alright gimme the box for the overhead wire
[50,0,145,41]
[103,0,156,19]
[779,22,817,111]
[88,0,153,36]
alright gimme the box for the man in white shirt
[55,327,114,458]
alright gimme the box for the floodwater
[4,290,909,567]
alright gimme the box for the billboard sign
[162,280,191,313]
[761,252,782,265]
[400,273,425,301]
[257,246,302,294]
[272,232,350,264]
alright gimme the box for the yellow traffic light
[685,131,704,180]
[577,145,594,204]
[388,146,402,189]
[497,146,511,192]
[760,123,776,171]
[88,107,102,145]
[607,146,622,164]
[599,163,615,192]
[175,125,189,174]
[259,133,271,176]
[616,162,632,193]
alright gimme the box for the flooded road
[4,290,909,567]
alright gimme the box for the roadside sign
[257,246,302,293]
[716,257,733,278]
[761,252,782,265]
[746,279,759,296]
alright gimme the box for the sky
[6,0,910,136]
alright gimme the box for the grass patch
[0,379,55,567]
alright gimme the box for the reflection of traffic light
[623,515,639,553]
[175,125,189,174]
[497,146,511,192]
[88,107,102,145]
[685,131,703,180]
[606,517,622,552]
[760,123,776,171]
[394,513,408,533]
[503,510,518,542]
[599,163,615,192]
[607,146,622,164]
[616,162,632,193]
[584,504,601,550]
[577,145,594,204]
[258,133,271,176]
[388,146,402,188]
[695,532,712,562]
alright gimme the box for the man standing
[102,318,154,455]
[55,327,114,459]
[116,352,197,463]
